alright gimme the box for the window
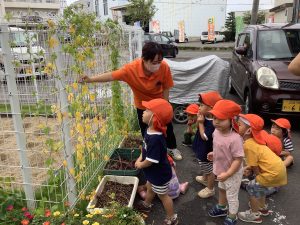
[95,0,99,16]
[161,35,170,42]
[257,30,298,60]
[103,0,108,16]
[153,35,162,42]
[237,33,253,58]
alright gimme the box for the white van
[0,27,45,81]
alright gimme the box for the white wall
[152,0,226,37]
[99,0,128,21]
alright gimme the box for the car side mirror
[235,46,247,55]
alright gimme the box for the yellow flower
[50,104,57,113]
[72,82,78,91]
[47,19,55,28]
[87,60,96,69]
[86,214,93,218]
[48,36,58,49]
[67,93,74,102]
[93,208,103,215]
[69,168,75,176]
[75,111,81,121]
[82,85,89,95]
[77,53,86,62]
[76,123,84,135]
[74,213,79,217]
[25,68,33,75]
[92,223,99,225]
[62,160,67,167]
[89,93,95,102]
[44,62,56,74]
[69,25,75,34]
[53,211,61,217]
[103,155,110,162]
[57,112,62,123]
[82,220,89,225]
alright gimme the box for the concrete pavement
[177,41,235,51]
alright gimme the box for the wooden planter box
[87,175,139,213]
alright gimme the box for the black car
[144,33,178,58]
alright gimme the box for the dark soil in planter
[105,158,135,170]
[95,181,134,208]
[122,136,143,148]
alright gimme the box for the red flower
[43,221,51,225]
[61,223,66,225]
[22,207,28,212]
[21,219,30,225]
[24,211,34,220]
[44,209,51,217]
[6,205,13,211]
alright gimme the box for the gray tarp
[165,55,230,105]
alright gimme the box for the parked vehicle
[229,23,300,117]
[144,33,178,58]
[200,31,225,44]
[173,30,189,43]
[161,31,176,42]
[0,27,45,81]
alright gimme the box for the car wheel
[244,91,252,114]
[201,41,205,44]
[228,76,236,94]
[172,49,176,58]
[175,48,178,55]
[173,105,188,124]
[214,38,217,44]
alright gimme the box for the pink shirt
[212,129,244,175]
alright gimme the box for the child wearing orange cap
[193,91,222,199]
[135,98,178,225]
[237,114,287,224]
[207,99,244,225]
[182,103,199,147]
[271,118,294,167]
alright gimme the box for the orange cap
[261,130,282,156]
[184,104,199,115]
[142,98,173,136]
[209,99,241,119]
[199,91,223,108]
[271,118,291,130]
[239,114,266,145]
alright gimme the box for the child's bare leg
[249,196,260,213]
[207,172,215,190]
[284,155,294,167]
[219,188,227,206]
[257,196,266,209]
[145,182,156,205]
[158,193,174,218]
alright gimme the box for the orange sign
[208,17,215,41]
[178,20,185,43]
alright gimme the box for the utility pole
[250,0,260,25]
[293,0,300,23]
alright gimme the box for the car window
[153,35,162,42]
[161,35,170,42]
[257,30,299,60]
[202,32,208,35]
[237,34,246,47]
[214,31,219,35]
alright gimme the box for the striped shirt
[283,137,294,152]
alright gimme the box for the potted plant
[104,148,141,176]
[87,175,139,213]
[119,133,143,149]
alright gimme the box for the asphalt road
[144,49,300,225]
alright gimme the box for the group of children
[134,91,294,225]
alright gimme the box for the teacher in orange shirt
[79,42,182,160]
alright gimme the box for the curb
[178,46,234,51]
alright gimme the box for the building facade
[0,0,62,25]
[268,0,293,23]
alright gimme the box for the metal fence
[0,22,143,210]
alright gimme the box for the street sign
[208,17,215,42]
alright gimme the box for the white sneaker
[168,148,183,161]
[195,176,208,186]
[198,187,215,198]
